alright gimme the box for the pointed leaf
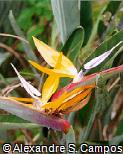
[97,1,121,38]
[0,114,29,123]
[65,126,76,154]
[0,52,10,66]
[0,123,39,130]
[9,11,38,62]
[51,0,80,44]
[62,27,84,63]
[80,1,92,46]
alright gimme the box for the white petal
[73,70,83,83]
[84,41,123,70]
[11,64,41,99]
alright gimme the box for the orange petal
[58,88,92,111]
[52,83,95,101]
[63,93,91,114]
[42,88,92,114]
[41,92,67,111]
[64,87,84,101]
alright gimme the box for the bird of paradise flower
[0,38,123,133]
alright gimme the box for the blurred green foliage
[0,1,123,152]
[17,0,52,42]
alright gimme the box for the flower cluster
[0,37,123,133]
[11,37,97,116]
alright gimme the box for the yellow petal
[10,97,34,103]
[41,52,63,103]
[50,68,75,78]
[29,60,54,75]
[33,37,77,76]
[41,92,67,111]
[55,52,63,69]
[29,60,74,78]
[42,75,59,103]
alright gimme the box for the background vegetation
[0,0,123,153]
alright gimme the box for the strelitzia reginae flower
[0,38,123,133]
[29,38,123,83]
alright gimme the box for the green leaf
[62,27,84,63]
[0,114,29,123]
[66,126,75,143]
[83,4,107,50]
[0,115,39,130]
[0,0,23,33]
[27,25,44,41]
[116,119,123,136]
[95,84,111,114]
[82,1,121,59]
[0,52,10,66]
[51,0,80,44]
[97,1,121,38]
[17,8,34,31]
[80,1,93,46]
[84,29,123,74]
[81,76,111,142]
[59,27,84,88]
[108,135,123,154]
[120,73,123,90]
[102,45,123,70]
[68,112,76,125]
[0,123,40,130]
[51,21,59,48]
[65,126,76,154]
[8,10,38,63]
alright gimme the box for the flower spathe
[0,97,70,133]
